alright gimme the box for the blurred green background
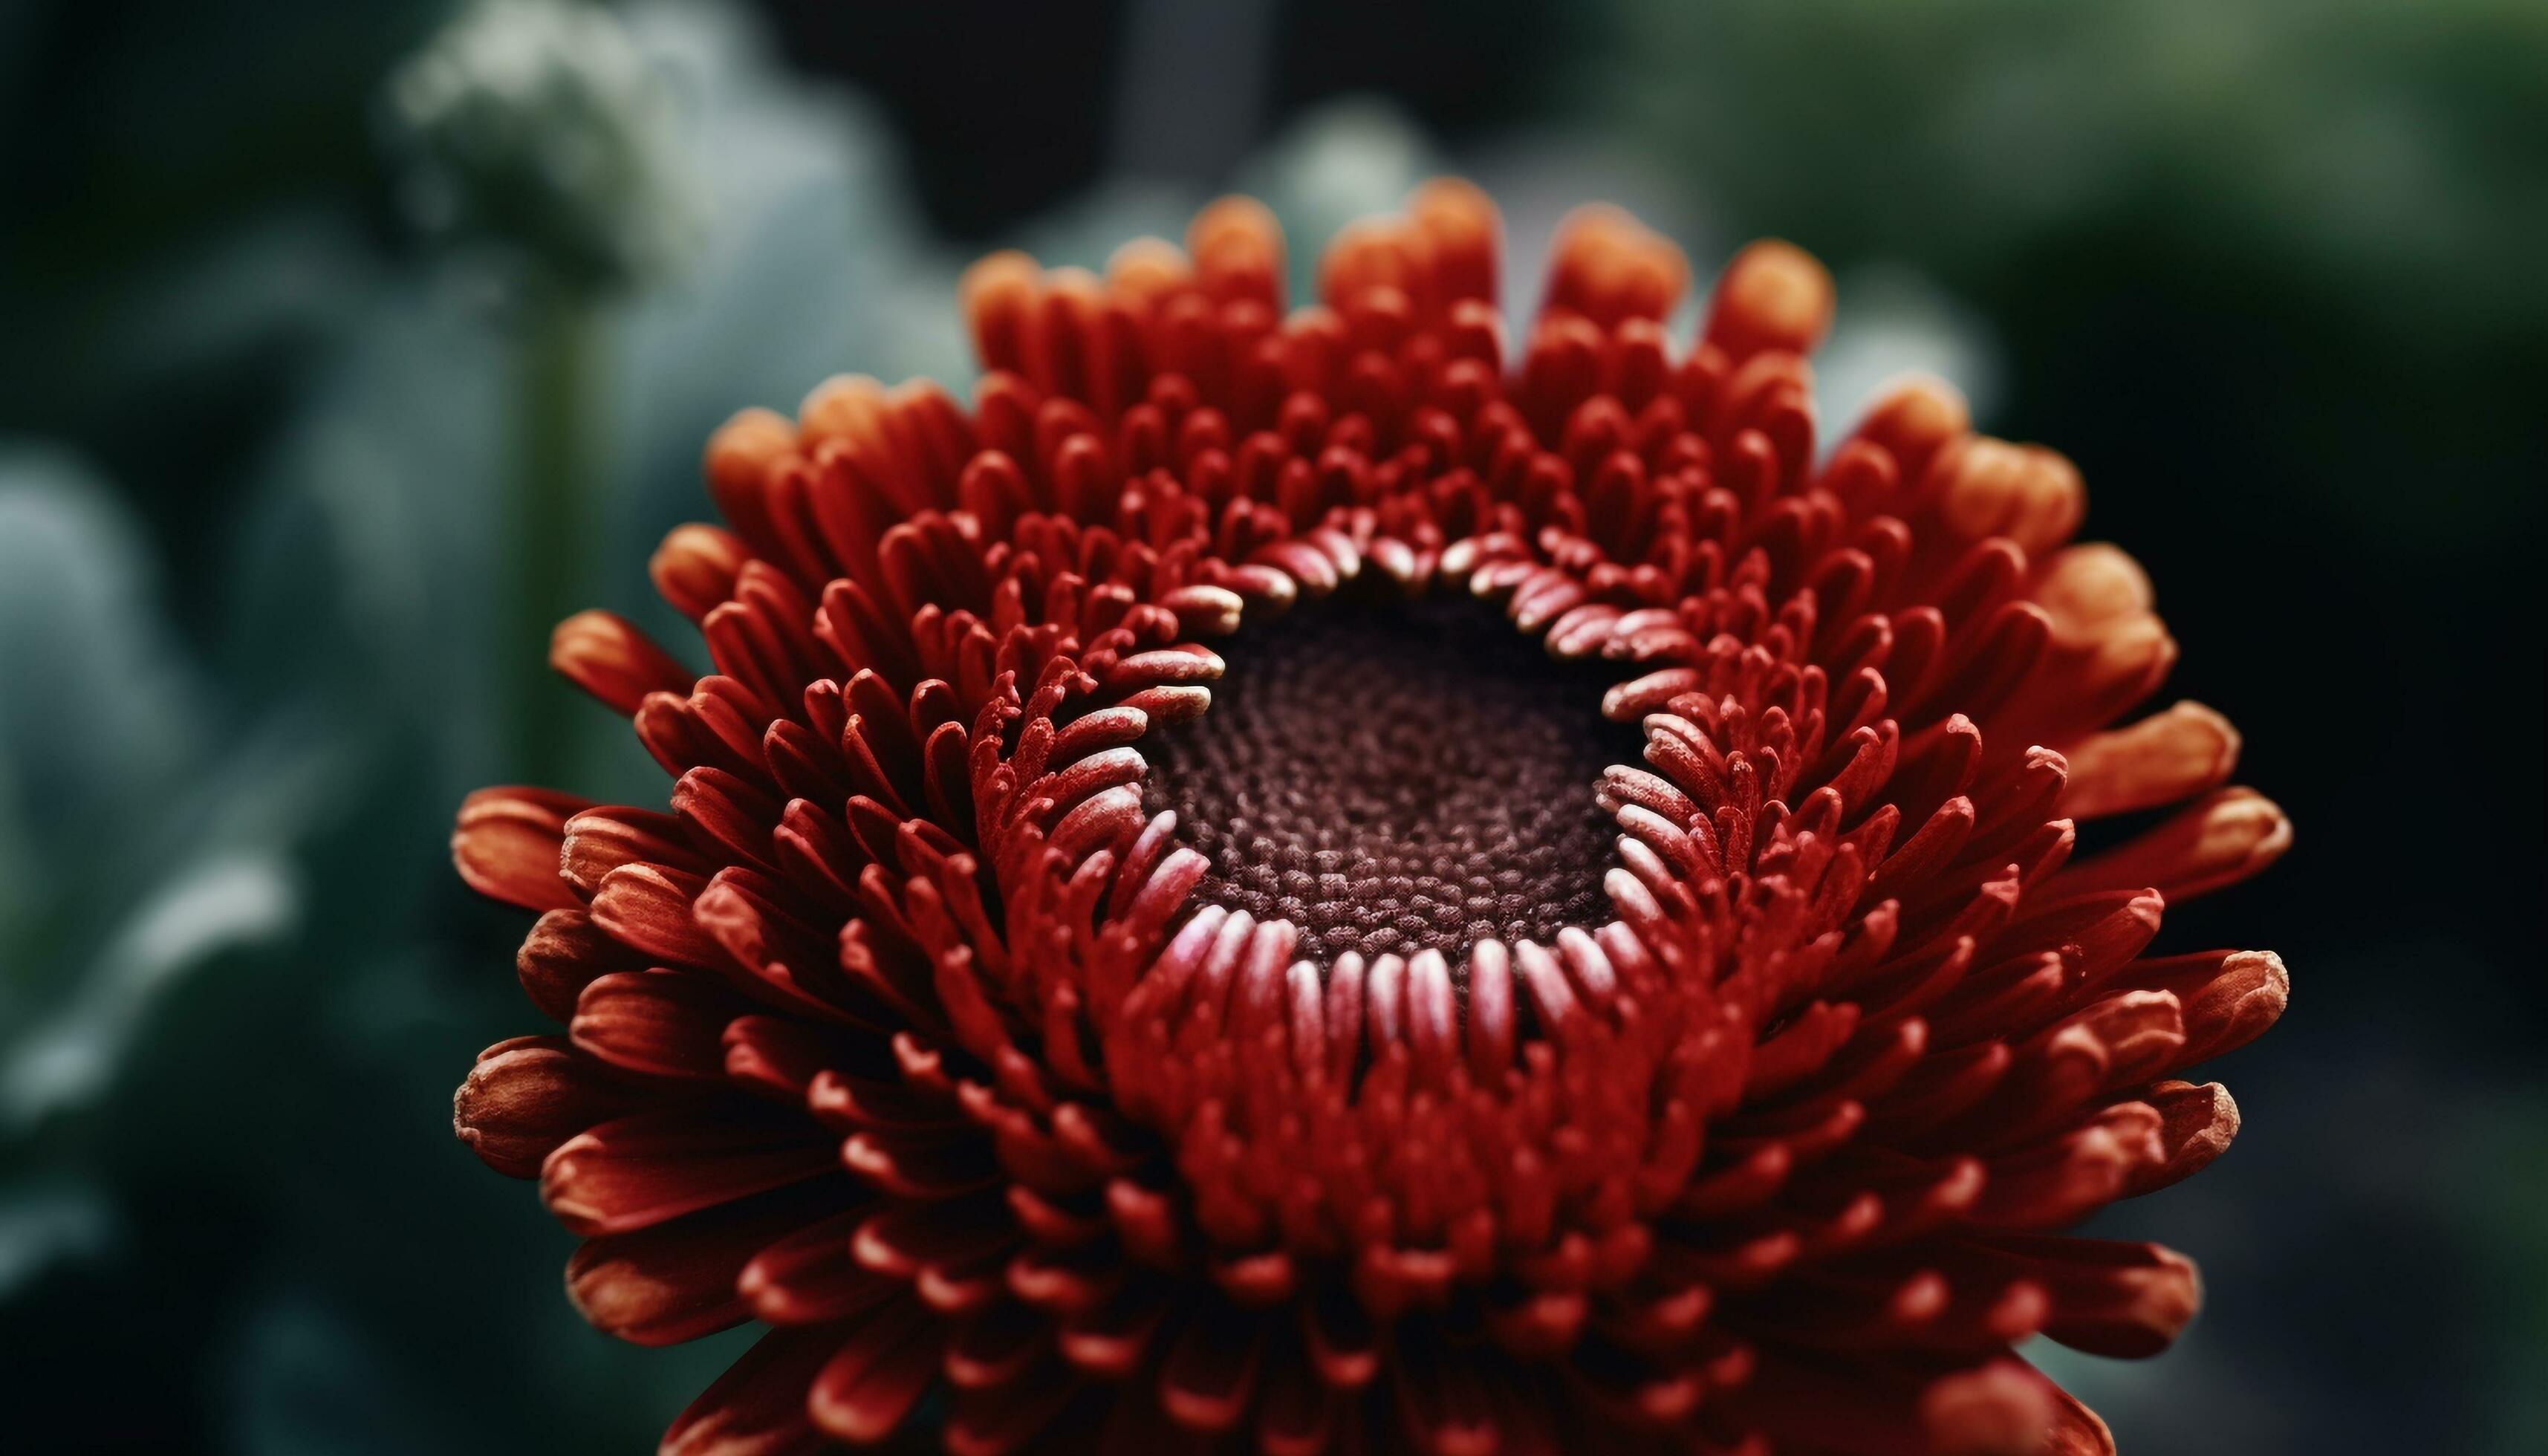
[1,1,2540,1452]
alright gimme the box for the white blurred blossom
[386,0,703,293]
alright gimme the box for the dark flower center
[1139,593,1639,963]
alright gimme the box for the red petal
[1969,1234,2201,1359]
[2057,701,2240,819]
[543,1105,836,1236]
[563,805,706,897]
[452,786,590,911]
[2053,787,2291,901]
[2122,1079,2241,1196]
[568,1181,854,1346]
[804,1293,943,1443]
[2125,949,2291,1068]
[553,609,695,716]
[516,907,648,1023]
[740,1207,894,1325]
[591,862,724,969]
[452,1036,649,1178]
[572,968,742,1082]
[1917,1356,2058,1456]
[658,1325,834,1456]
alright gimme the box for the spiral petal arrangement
[453,181,2289,1455]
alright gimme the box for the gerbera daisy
[454,181,2288,1455]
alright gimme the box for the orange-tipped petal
[1187,195,1285,309]
[2059,701,2242,819]
[1544,204,1689,328]
[453,786,591,911]
[2058,786,2292,900]
[1934,437,2088,557]
[703,406,796,498]
[1704,238,1836,361]
[550,609,695,715]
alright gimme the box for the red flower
[454,181,2289,1455]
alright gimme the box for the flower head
[386,0,701,293]
[455,181,2289,1455]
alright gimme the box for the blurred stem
[508,290,600,787]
